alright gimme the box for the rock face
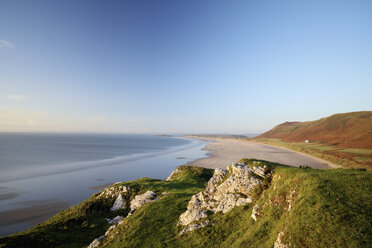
[99,185,130,199]
[111,194,126,211]
[178,161,271,231]
[178,209,208,226]
[87,235,105,248]
[108,216,124,225]
[274,232,289,248]
[166,168,181,181]
[129,190,158,214]
[90,188,160,247]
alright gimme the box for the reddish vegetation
[258,111,372,149]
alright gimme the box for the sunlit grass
[251,138,372,169]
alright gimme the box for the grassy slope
[0,166,213,248]
[1,162,371,248]
[252,138,372,169]
[257,111,372,149]
[254,111,372,169]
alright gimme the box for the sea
[0,133,208,235]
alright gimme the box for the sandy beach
[184,136,337,169]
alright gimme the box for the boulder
[111,194,126,211]
[108,216,124,225]
[178,209,208,226]
[130,190,158,213]
[236,197,253,206]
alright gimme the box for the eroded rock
[111,194,126,211]
[87,235,105,248]
[178,161,271,231]
[108,216,124,225]
[99,185,130,199]
[178,209,208,226]
[166,168,181,181]
[236,197,253,206]
[129,190,158,214]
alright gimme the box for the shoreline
[0,136,206,236]
[183,136,338,169]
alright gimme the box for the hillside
[1,160,371,248]
[258,111,372,149]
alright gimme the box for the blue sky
[1,0,371,133]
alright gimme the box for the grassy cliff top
[1,161,371,248]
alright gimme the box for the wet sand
[185,136,338,169]
[0,199,69,235]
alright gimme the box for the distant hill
[258,111,372,149]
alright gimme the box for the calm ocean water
[0,133,208,235]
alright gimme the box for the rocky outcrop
[274,232,289,248]
[178,161,271,231]
[111,194,126,211]
[166,168,181,181]
[178,209,208,226]
[87,235,105,248]
[129,190,158,214]
[108,216,124,225]
[99,185,130,199]
[179,220,212,235]
[90,189,159,247]
[251,204,259,221]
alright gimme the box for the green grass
[251,138,372,169]
[1,162,371,248]
[340,148,372,155]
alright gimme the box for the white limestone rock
[130,190,158,213]
[236,197,253,206]
[166,168,181,181]
[252,166,267,178]
[251,204,259,221]
[179,220,211,235]
[87,235,105,248]
[215,193,239,213]
[178,161,271,229]
[105,224,117,236]
[108,216,124,225]
[178,209,208,226]
[99,185,130,199]
[111,194,126,211]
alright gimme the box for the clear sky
[1,0,371,134]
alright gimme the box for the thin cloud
[0,39,15,48]
[7,95,26,100]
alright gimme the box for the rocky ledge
[178,161,272,234]
[88,188,159,248]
